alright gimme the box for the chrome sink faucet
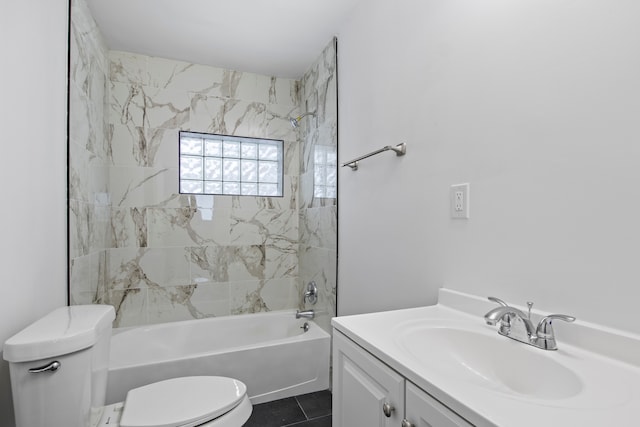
[484,297,575,351]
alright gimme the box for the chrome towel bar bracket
[342,143,406,171]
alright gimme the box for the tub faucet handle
[304,281,318,305]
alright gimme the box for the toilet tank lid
[3,305,115,363]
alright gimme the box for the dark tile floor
[244,390,332,427]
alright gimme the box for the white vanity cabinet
[333,330,404,426]
[333,330,472,427]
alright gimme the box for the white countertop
[332,289,640,427]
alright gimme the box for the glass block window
[179,131,284,197]
[313,145,337,198]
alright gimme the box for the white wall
[337,0,640,335]
[0,1,68,425]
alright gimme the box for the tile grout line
[281,414,332,427]
[250,392,332,427]
[308,414,332,421]
[279,397,310,427]
[294,395,310,420]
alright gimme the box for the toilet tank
[3,305,115,427]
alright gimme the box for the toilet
[3,305,252,427]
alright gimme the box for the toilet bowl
[99,376,253,427]
[3,305,252,427]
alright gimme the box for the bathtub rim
[108,309,330,370]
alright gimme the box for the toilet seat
[119,376,250,427]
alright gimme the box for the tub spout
[296,309,315,319]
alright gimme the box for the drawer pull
[402,419,415,427]
[382,402,394,417]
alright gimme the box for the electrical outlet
[454,191,464,211]
[450,183,469,219]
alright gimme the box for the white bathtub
[105,310,330,405]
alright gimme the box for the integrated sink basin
[397,325,583,400]
[333,289,640,425]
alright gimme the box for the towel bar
[342,143,406,171]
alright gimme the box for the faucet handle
[536,314,576,338]
[488,296,509,307]
[535,314,576,350]
[304,281,318,305]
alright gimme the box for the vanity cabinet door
[333,330,405,427]
[404,382,473,427]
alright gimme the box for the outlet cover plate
[450,183,470,219]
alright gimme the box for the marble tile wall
[68,0,111,306]
[298,39,338,334]
[70,48,304,326]
[69,2,337,330]
[104,51,301,327]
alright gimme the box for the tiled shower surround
[69,0,337,331]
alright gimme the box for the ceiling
[86,0,362,79]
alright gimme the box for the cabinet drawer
[405,381,473,427]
